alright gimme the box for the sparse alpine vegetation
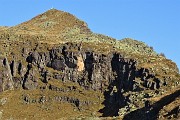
[0,9,179,120]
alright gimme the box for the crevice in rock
[3,58,7,66]
[18,62,22,75]
[22,64,32,89]
[10,61,14,76]
[84,52,93,83]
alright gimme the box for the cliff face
[0,9,179,119]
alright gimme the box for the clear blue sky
[0,0,180,70]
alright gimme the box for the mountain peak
[10,9,90,35]
[46,8,62,12]
[37,8,66,19]
[44,8,66,15]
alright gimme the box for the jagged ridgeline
[0,9,179,120]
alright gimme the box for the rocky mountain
[0,9,179,120]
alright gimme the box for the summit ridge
[7,9,90,36]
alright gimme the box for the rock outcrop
[0,56,14,92]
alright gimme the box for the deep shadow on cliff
[98,79,126,117]
[99,53,134,117]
